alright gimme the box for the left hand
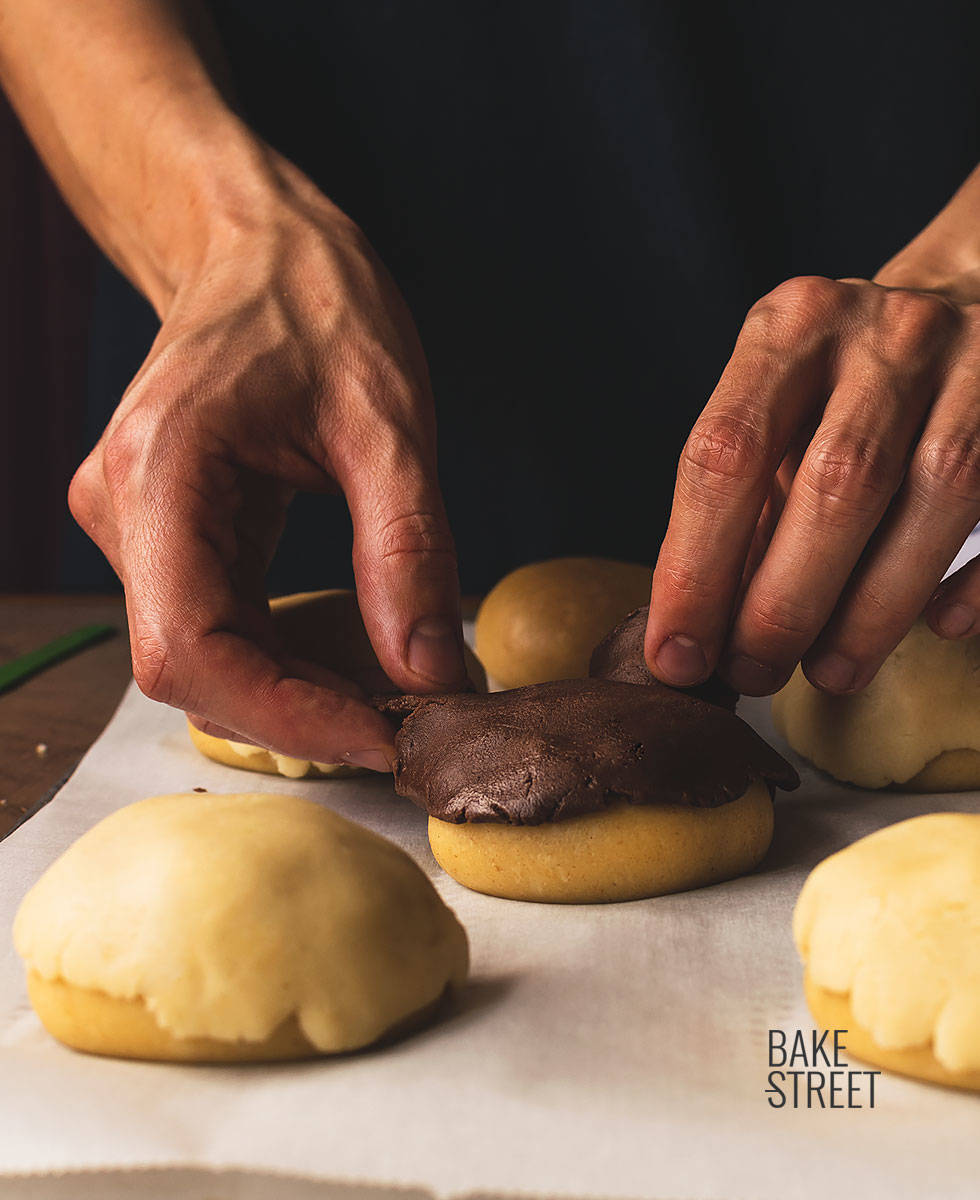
[645,274,980,696]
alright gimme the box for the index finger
[645,277,839,685]
[123,464,397,771]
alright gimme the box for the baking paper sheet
[2,634,979,1199]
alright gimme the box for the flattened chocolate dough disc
[590,606,737,710]
[375,679,798,826]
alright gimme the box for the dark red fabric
[0,93,95,591]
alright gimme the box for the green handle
[0,623,117,696]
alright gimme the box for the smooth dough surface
[14,793,468,1060]
[188,589,486,779]
[428,781,774,903]
[772,620,980,789]
[475,557,652,688]
[794,813,980,1082]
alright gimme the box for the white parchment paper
[1,636,979,1198]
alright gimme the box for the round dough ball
[772,620,980,790]
[428,780,774,903]
[14,792,468,1061]
[189,589,487,779]
[794,813,980,1090]
[475,558,652,688]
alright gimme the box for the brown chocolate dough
[375,679,798,825]
[589,606,737,710]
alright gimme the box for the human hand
[646,274,980,697]
[69,153,466,769]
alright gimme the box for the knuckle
[376,509,457,563]
[681,412,769,488]
[131,632,188,708]
[913,432,980,502]
[846,581,894,622]
[798,432,896,518]
[745,276,842,348]
[655,559,721,603]
[101,414,149,498]
[770,274,843,312]
[67,455,100,526]
[746,591,819,645]
[273,674,350,725]
[879,289,956,360]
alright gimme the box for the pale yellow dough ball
[794,813,980,1091]
[772,620,980,790]
[428,781,774,903]
[14,793,468,1062]
[475,557,652,689]
[188,589,486,779]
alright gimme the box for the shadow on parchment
[0,1166,634,1200]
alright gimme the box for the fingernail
[654,634,708,686]
[343,748,395,773]
[724,653,780,696]
[934,602,975,639]
[805,652,858,693]
[408,618,464,686]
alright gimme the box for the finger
[124,461,397,770]
[803,352,980,690]
[926,553,980,639]
[340,432,466,693]
[67,451,124,578]
[187,714,255,743]
[646,276,845,685]
[722,293,954,693]
[736,470,791,610]
[186,654,369,744]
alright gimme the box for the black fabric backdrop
[65,0,980,594]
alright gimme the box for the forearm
[875,163,980,302]
[0,0,274,313]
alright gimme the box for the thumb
[342,444,466,693]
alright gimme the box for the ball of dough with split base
[772,620,980,791]
[14,792,468,1062]
[794,813,980,1091]
[475,558,652,688]
[187,589,487,779]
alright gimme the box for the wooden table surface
[0,594,131,840]
[0,592,483,842]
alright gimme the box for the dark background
[3,1,979,596]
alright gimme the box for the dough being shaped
[188,589,486,779]
[794,813,980,1090]
[475,558,652,688]
[772,620,980,790]
[589,605,737,710]
[376,679,797,903]
[14,793,468,1061]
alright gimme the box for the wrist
[142,123,352,315]
[874,243,980,304]
[125,112,281,312]
[874,165,980,304]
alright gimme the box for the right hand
[69,151,466,772]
